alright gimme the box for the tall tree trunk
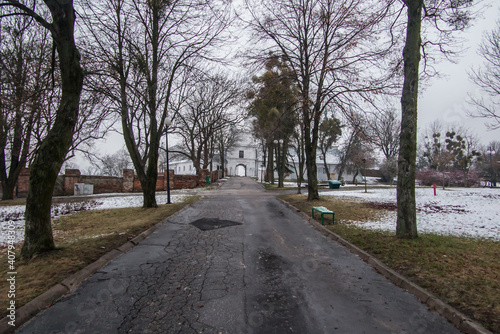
[21,1,84,258]
[322,149,331,180]
[262,145,267,181]
[337,164,345,182]
[1,170,20,200]
[396,0,422,239]
[220,143,225,178]
[297,137,305,194]
[266,142,274,183]
[305,125,319,200]
[352,169,359,184]
[143,137,159,208]
[140,174,158,208]
[305,111,320,200]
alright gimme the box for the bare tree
[216,125,241,178]
[345,141,376,184]
[0,9,110,202]
[81,0,231,207]
[337,125,364,183]
[479,141,500,187]
[368,108,400,160]
[1,0,84,258]
[396,0,475,239]
[445,129,482,187]
[246,0,398,200]
[417,120,444,169]
[367,108,400,183]
[289,116,306,193]
[174,72,244,172]
[426,132,454,189]
[0,14,52,200]
[468,18,500,129]
[93,148,133,177]
[318,116,342,180]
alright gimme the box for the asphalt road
[18,177,460,333]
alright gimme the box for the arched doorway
[235,164,246,177]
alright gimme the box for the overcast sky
[75,1,500,169]
[418,0,500,145]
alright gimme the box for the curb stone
[0,201,195,334]
[276,197,492,334]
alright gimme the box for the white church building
[168,127,364,183]
[225,132,260,177]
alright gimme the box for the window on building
[183,166,186,171]
[239,150,244,158]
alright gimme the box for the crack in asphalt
[112,196,245,333]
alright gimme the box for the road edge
[276,197,492,334]
[0,201,196,334]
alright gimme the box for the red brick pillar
[123,169,135,193]
[64,169,81,196]
[16,168,31,198]
[198,169,209,186]
[168,170,174,190]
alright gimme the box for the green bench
[312,206,335,225]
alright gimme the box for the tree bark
[266,142,274,183]
[21,1,84,258]
[322,150,331,181]
[305,124,320,200]
[396,0,422,239]
[220,143,225,178]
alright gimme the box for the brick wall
[16,168,31,198]
[79,175,123,194]
[173,175,198,189]
[123,169,134,192]
[64,169,81,196]
[12,167,217,198]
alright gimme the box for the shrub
[416,168,481,187]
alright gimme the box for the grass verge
[279,193,500,333]
[0,196,199,319]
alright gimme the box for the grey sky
[76,1,500,169]
[418,0,500,145]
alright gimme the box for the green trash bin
[206,176,211,184]
[328,180,341,189]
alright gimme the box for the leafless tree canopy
[173,71,245,172]
[0,4,111,199]
[367,108,400,160]
[468,19,500,130]
[245,0,400,200]
[0,13,54,199]
[80,0,233,207]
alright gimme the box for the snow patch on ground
[0,193,189,247]
[319,187,500,241]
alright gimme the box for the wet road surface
[18,177,460,333]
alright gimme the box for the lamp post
[165,118,172,204]
[260,164,264,183]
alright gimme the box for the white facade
[288,148,364,183]
[169,159,196,175]
[167,129,365,183]
[225,132,260,177]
